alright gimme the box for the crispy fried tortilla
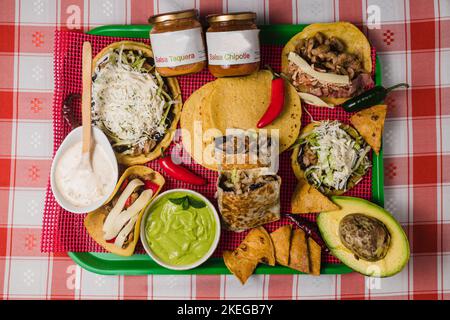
[223,250,258,285]
[291,121,371,196]
[92,41,182,165]
[180,71,302,170]
[84,165,164,256]
[308,237,322,276]
[350,104,387,155]
[270,225,292,266]
[291,179,340,214]
[236,227,276,266]
[282,22,372,106]
[289,228,310,273]
[217,168,281,232]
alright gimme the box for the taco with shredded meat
[291,120,372,196]
[91,41,182,165]
[282,22,374,106]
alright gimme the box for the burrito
[217,168,281,232]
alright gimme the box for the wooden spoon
[81,41,92,157]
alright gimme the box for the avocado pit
[339,213,391,262]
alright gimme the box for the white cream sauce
[55,141,114,207]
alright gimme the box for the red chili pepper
[257,77,285,128]
[124,196,133,209]
[119,178,129,192]
[144,180,160,193]
[105,237,116,244]
[158,154,207,186]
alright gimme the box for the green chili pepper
[342,83,409,112]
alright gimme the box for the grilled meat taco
[211,131,275,170]
[84,166,164,256]
[217,168,281,232]
[291,121,371,196]
[91,41,182,165]
[282,22,374,106]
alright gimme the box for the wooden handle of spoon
[81,41,92,154]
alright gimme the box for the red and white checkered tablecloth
[0,0,449,300]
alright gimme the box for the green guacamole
[145,192,217,266]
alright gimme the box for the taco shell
[84,165,165,256]
[270,225,292,266]
[281,22,372,106]
[288,228,310,273]
[92,41,182,165]
[291,122,318,181]
[350,104,387,155]
[223,250,258,285]
[308,237,322,276]
[291,179,340,214]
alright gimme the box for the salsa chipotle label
[206,30,260,65]
[150,27,206,67]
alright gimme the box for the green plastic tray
[68,24,383,276]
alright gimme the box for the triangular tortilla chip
[291,179,339,214]
[270,225,292,266]
[223,250,258,285]
[289,228,310,273]
[308,237,322,276]
[350,104,387,155]
[237,227,276,266]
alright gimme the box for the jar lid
[148,9,198,24]
[207,12,257,23]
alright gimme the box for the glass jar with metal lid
[149,9,206,77]
[206,12,260,77]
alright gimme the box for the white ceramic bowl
[50,126,118,214]
[140,189,221,270]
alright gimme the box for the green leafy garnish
[169,195,206,209]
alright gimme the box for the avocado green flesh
[317,196,410,277]
[145,192,216,266]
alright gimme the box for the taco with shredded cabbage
[91,41,182,165]
[282,22,374,107]
[291,120,371,196]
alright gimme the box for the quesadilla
[217,168,281,232]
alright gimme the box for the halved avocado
[317,196,410,277]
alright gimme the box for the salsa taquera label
[150,27,206,67]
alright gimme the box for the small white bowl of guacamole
[140,189,221,270]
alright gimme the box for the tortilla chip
[350,105,387,155]
[308,237,322,276]
[291,179,340,214]
[270,225,292,266]
[223,250,258,285]
[289,228,310,273]
[238,227,276,266]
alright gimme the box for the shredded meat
[219,171,277,195]
[301,145,318,167]
[288,63,373,98]
[289,32,374,98]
